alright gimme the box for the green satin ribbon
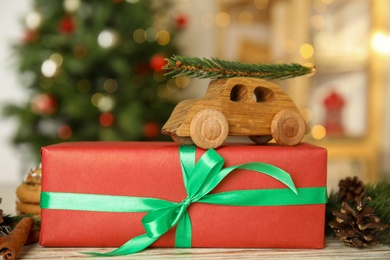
[40,145,327,256]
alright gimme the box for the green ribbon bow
[40,145,327,256]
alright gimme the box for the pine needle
[163,55,315,80]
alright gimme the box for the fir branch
[365,180,390,245]
[163,55,315,80]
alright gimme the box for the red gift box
[40,142,327,249]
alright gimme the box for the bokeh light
[311,125,327,140]
[41,59,57,78]
[98,30,118,48]
[300,43,314,59]
[91,93,104,107]
[254,0,269,10]
[216,12,230,27]
[25,11,42,30]
[103,79,118,93]
[156,30,170,46]
[146,27,157,42]
[238,11,254,26]
[133,28,147,43]
[175,77,190,88]
[63,0,81,12]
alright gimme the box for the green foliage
[325,192,341,236]
[163,55,315,80]
[365,180,390,245]
[1,214,41,232]
[3,0,183,162]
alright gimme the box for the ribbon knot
[181,197,192,209]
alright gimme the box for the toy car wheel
[190,109,229,149]
[249,135,273,145]
[271,109,306,146]
[171,135,194,145]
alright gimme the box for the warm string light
[98,30,119,48]
[25,11,42,30]
[91,93,115,112]
[63,0,81,12]
[41,53,64,78]
[311,125,327,140]
[372,32,390,55]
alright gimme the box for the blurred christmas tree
[3,0,187,162]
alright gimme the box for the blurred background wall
[1,0,389,192]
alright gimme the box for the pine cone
[329,197,388,248]
[338,176,366,202]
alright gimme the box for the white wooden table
[2,184,390,259]
[16,238,390,259]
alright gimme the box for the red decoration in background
[58,125,72,140]
[174,14,188,29]
[143,122,160,139]
[31,93,57,115]
[23,30,39,43]
[323,90,345,136]
[59,15,75,34]
[150,54,167,72]
[99,112,114,127]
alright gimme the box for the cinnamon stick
[0,231,39,246]
[0,217,34,260]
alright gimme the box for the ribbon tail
[175,211,192,248]
[82,233,159,257]
[199,187,328,206]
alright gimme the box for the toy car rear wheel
[190,109,229,149]
[271,109,306,146]
[249,135,273,145]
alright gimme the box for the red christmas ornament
[150,54,167,72]
[59,15,75,34]
[31,93,57,115]
[323,90,345,136]
[99,112,114,127]
[143,122,160,139]
[174,14,188,29]
[58,125,72,140]
[22,30,39,43]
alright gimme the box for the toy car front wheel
[190,109,229,149]
[271,109,306,146]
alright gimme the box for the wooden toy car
[162,77,309,149]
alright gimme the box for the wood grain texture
[16,237,390,259]
[271,109,306,146]
[162,77,307,148]
[190,109,229,149]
